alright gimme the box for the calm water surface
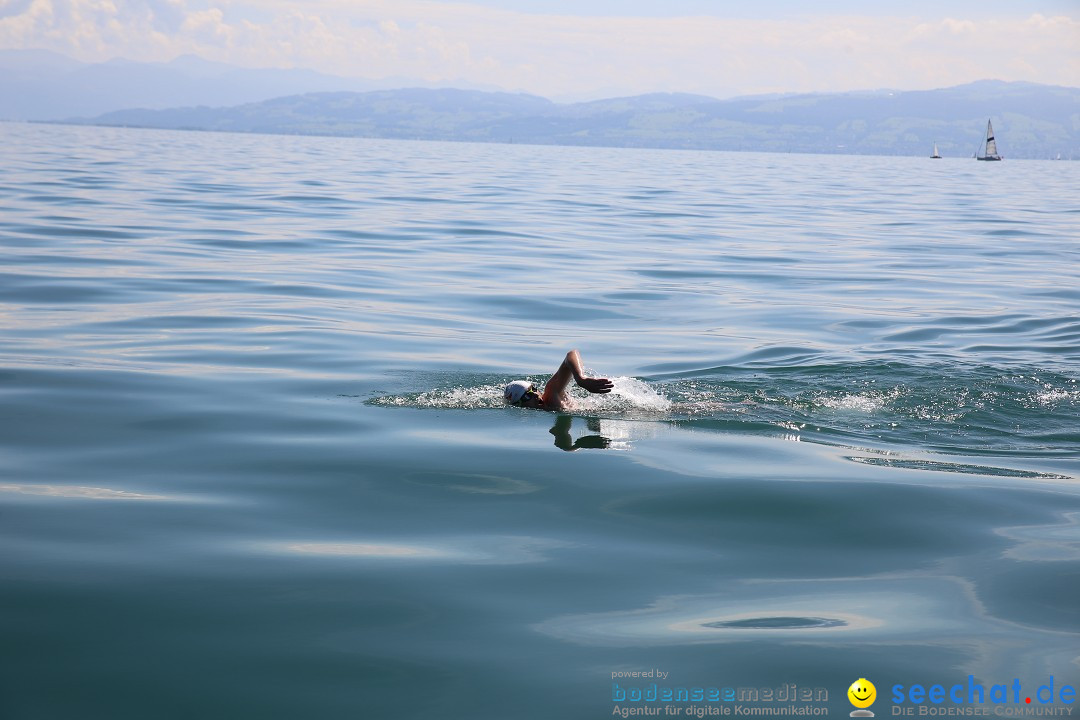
[1,122,1078,719]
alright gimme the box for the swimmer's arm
[542,350,614,405]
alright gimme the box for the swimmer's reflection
[549,415,611,452]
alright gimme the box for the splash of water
[370,382,507,409]
[370,375,672,414]
[366,363,1080,459]
[572,375,672,413]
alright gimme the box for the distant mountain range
[0,49,496,120]
[2,50,1077,158]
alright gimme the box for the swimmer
[504,350,614,410]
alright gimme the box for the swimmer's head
[504,380,540,406]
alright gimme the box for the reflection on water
[0,483,176,501]
[406,471,541,495]
[533,572,1080,681]
[550,415,611,451]
[846,455,1074,480]
[548,414,672,451]
[260,535,575,565]
[997,512,1080,562]
[279,542,449,559]
[702,616,848,629]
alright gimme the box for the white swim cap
[504,380,535,404]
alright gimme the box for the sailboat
[977,119,1002,161]
[930,142,941,159]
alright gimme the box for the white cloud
[1,1,1077,97]
[179,7,232,46]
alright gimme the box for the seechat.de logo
[849,678,877,717]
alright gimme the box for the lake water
[1,121,1078,719]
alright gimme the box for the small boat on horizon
[931,142,941,159]
[977,119,1002,161]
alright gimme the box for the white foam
[1034,388,1079,406]
[574,375,672,413]
[821,394,884,412]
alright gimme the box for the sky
[1,0,1077,99]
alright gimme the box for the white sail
[984,120,998,158]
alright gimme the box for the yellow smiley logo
[848,678,876,709]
